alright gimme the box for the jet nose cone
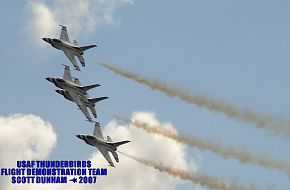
[42,38,49,42]
[45,77,53,83]
[76,135,82,140]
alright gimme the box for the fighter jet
[42,25,97,71]
[46,65,99,122]
[55,87,108,118]
[76,122,130,167]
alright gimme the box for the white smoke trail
[112,113,290,178]
[96,61,290,138]
[119,151,248,190]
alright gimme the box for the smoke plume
[119,151,248,190]
[96,61,290,138]
[112,113,290,177]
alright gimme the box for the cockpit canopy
[52,39,61,43]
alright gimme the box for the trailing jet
[42,25,97,71]
[55,87,108,118]
[46,65,99,122]
[76,122,130,167]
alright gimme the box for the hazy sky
[1,0,290,189]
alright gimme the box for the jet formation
[44,25,130,167]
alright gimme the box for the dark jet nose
[76,135,82,140]
[45,77,53,83]
[42,38,49,42]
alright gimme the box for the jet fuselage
[43,38,83,56]
[56,90,94,107]
[77,135,117,152]
[46,77,86,96]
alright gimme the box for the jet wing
[107,140,131,147]
[78,84,100,91]
[96,145,114,167]
[59,25,70,43]
[63,50,80,71]
[93,122,104,140]
[62,65,73,82]
[69,91,92,122]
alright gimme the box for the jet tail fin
[107,140,130,147]
[93,122,104,140]
[79,84,100,91]
[79,45,97,52]
[89,97,109,103]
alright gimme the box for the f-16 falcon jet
[42,25,97,71]
[76,122,130,167]
[46,65,99,122]
[55,84,108,118]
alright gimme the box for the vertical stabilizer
[93,122,104,140]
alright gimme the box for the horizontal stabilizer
[89,97,109,103]
[79,45,97,52]
[107,140,130,147]
[79,84,100,91]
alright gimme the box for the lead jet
[46,65,99,122]
[55,84,108,118]
[42,25,97,71]
[76,122,130,167]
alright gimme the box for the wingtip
[61,64,69,68]
[59,24,66,28]
[86,118,94,123]
[109,163,115,167]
